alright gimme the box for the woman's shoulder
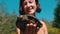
[39,20,47,28]
[40,20,46,25]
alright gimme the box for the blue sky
[0,0,57,22]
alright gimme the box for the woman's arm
[42,21,48,34]
[37,21,48,34]
[41,21,48,34]
[16,27,20,34]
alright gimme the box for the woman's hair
[19,0,41,15]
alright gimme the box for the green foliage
[0,12,17,34]
[53,2,60,28]
[0,0,17,34]
[48,26,60,34]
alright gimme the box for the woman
[16,0,48,34]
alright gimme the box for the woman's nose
[27,3,30,7]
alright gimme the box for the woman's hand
[25,23,39,34]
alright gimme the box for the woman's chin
[26,10,35,15]
[27,12,35,15]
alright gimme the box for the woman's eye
[24,2,27,5]
[29,1,32,3]
[23,1,32,5]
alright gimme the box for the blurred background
[0,0,60,34]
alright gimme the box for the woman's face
[23,0,37,15]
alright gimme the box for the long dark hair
[19,0,41,15]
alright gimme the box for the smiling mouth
[27,7,34,12]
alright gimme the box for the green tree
[53,0,60,28]
[0,0,17,34]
